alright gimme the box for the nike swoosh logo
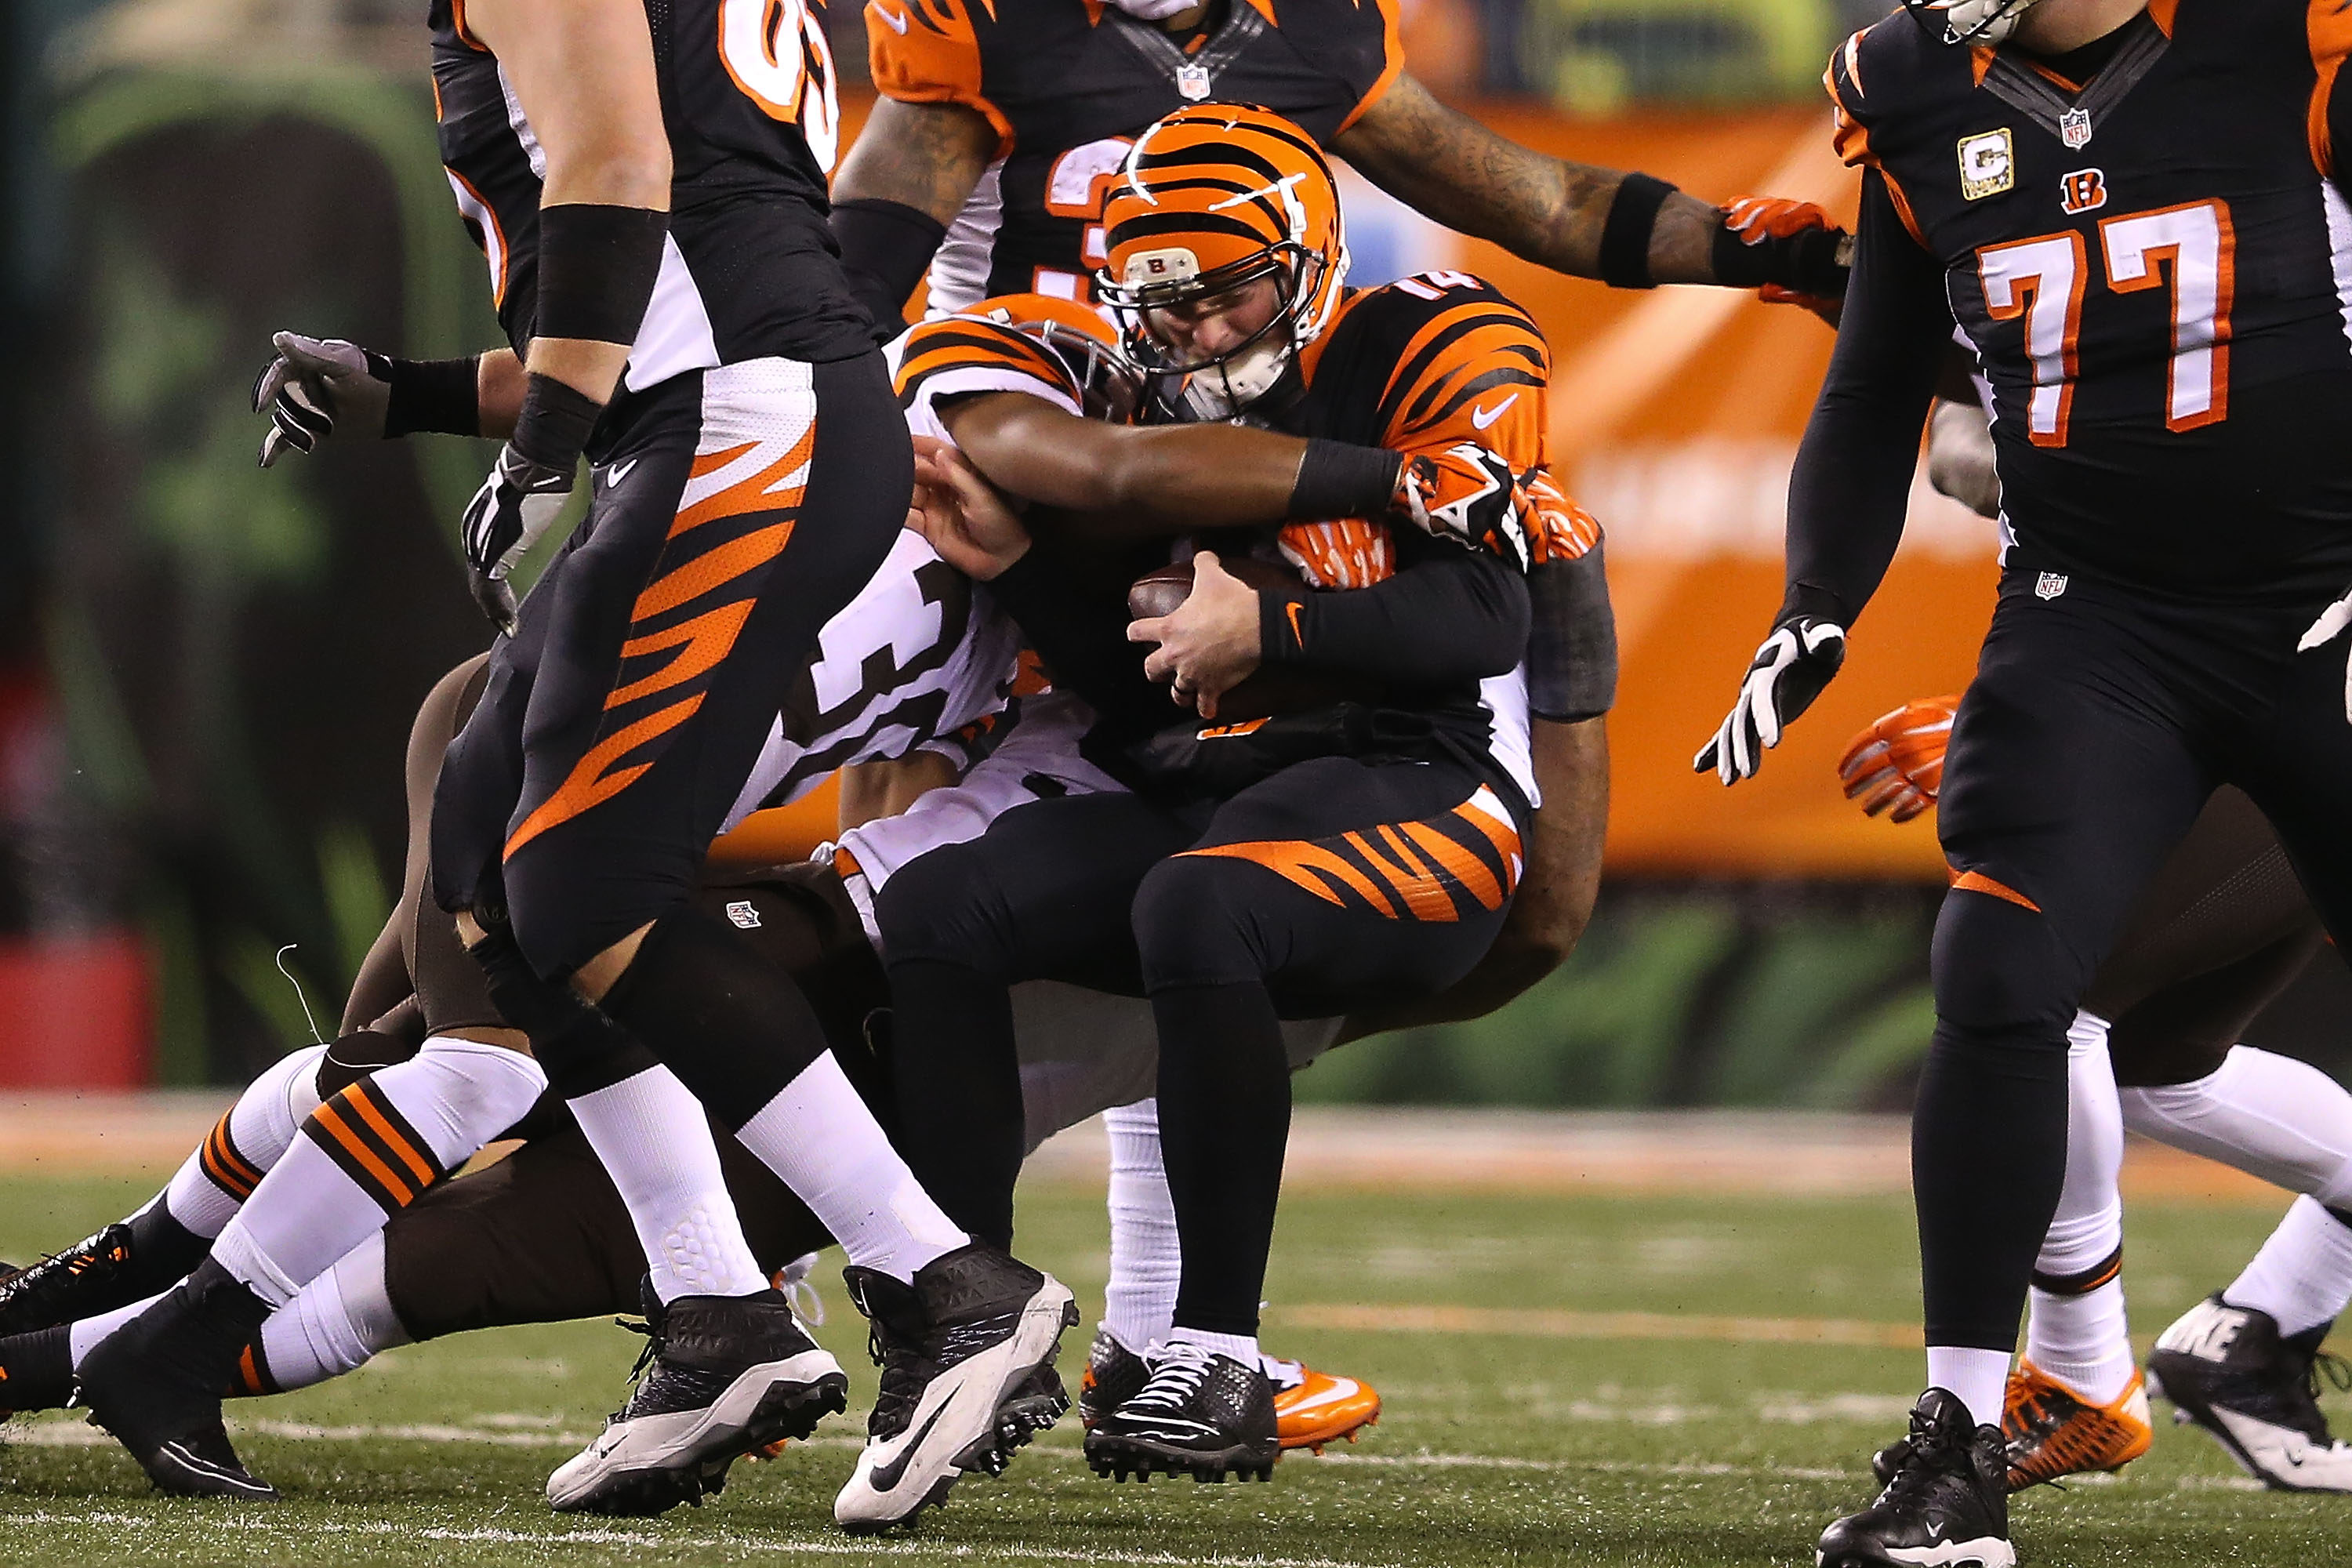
[871,1,909,31]
[1285,600,1304,647]
[868,1402,951,1492]
[1924,1520,1944,1541]
[1470,394,1518,430]
[603,457,640,488]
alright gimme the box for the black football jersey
[430,0,873,383]
[1828,0,2352,601]
[866,0,1399,309]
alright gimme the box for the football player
[94,0,1089,1520]
[1698,2,2352,1561]
[1839,397,2352,1494]
[873,104,1599,1485]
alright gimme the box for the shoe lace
[605,1315,661,1419]
[2313,1350,2352,1402]
[1878,1407,1963,1509]
[863,1316,939,1439]
[1127,1341,1217,1414]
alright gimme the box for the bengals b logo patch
[2059,169,2107,216]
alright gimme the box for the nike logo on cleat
[871,0,909,30]
[868,1403,952,1492]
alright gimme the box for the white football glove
[1693,616,1847,784]
[251,332,392,466]
[460,444,574,633]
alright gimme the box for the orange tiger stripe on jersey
[1377,301,1551,469]
[606,601,760,710]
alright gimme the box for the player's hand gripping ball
[1837,695,1960,823]
[1693,615,1847,784]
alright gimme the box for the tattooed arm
[830,97,1002,332]
[1334,74,1746,288]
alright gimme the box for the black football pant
[430,354,905,1124]
[1922,563,2352,1353]
[878,754,1524,1338]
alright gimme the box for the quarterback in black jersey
[1695,2,2352,1563]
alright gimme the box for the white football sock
[1170,1326,1259,1366]
[1925,1348,2013,1432]
[211,1037,546,1307]
[567,1063,768,1302]
[2226,1196,2352,1340]
[249,1232,410,1393]
[2121,1045,2352,1207]
[158,1044,331,1238]
[2024,1011,2135,1404]
[733,1051,967,1283]
[1103,1098,1181,1357]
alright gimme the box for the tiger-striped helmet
[1096,103,1349,419]
[965,292,1142,421]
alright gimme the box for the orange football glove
[1392,443,1527,565]
[1725,194,1833,243]
[1278,517,1396,589]
[1837,695,1961,823]
[1519,469,1601,566]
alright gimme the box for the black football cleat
[546,1286,849,1515]
[833,1245,1078,1533]
[1819,1388,2012,1568]
[74,1264,278,1501]
[2147,1294,2352,1491]
[1079,1326,1148,1429]
[0,1225,135,1337]
[1083,1339,1279,1484]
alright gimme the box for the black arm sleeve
[985,547,1167,742]
[1780,169,1955,625]
[1259,546,1530,684]
[829,198,949,344]
[1525,545,1617,723]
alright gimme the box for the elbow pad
[1526,546,1617,723]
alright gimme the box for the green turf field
[2,1171,2345,1567]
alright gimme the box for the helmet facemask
[1904,0,2047,45]
[1102,242,1327,420]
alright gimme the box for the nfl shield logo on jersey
[2035,572,2069,601]
[2060,107,2092,150]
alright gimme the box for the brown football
[1124,555,1381,721]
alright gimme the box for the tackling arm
[830,98,1002,336]
[1334,74,1843,293]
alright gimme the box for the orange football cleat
[2002,1359,2153,1490]
[1269,1359,1381,1454]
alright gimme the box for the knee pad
[1931,887,2086,1041]
[401,1037,550,1167]
[1133,855,1262,992]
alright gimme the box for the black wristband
[1711,219,1849,296]
[382,354,482,438]
[535,203,669,346]
[1288,438,1404,521]
[831,198,950,343]
[1777,580,1851,627]
[1598,172,1677,290]
[510,372,604,473]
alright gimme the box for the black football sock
[0,1325,74,1410]
[118,1204,211,1301]
[1156,981,1290,1338]
[881,956,1025,1250]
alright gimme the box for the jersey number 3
[1977,198,2234,447]
[719,0,840,169]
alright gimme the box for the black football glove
[1693,615,1847,784]
[460,444,574,633]
[252,332,394,466]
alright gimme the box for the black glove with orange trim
[1390,444,1528,566]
